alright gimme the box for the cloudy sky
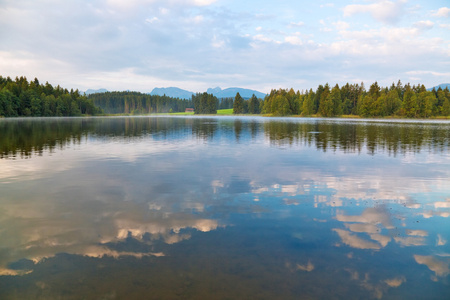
[0,0,449,93]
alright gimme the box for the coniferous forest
[257,81,450,117]
[0,76,101,117]
[192,92,219,114]
[89,91,232,114]
[89,91,195,114]
[1,76,449,118]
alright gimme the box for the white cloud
[336,207,393,229]
[344,223,379,234]
[285,35,303,46]
[145,17,159,24]
[252,34,275,43]
[192,0,217,6]
[370,234,391,247]
[289,21,305,27]
[434,201,450,208]
[414,20,434,30]
[106,0,216,9]
[343,0,406,24]
[406,71,450,77]
[333,229,382,249]
[414,255,450,277]
[433,7,450,18]
[192,15,204,23]
[394,236,426,247]
[159,7,169,14]
[333,21,350,31]
[437,234,447,246]
[384,276,406,288]
[0,0,448,92]
[406,229,428,237]
[297,261,315,271]
[318,19,333,32]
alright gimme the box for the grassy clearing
[170,111,194,115]
[164,109,232,115]
[157,109,232,115]
[217,109,233,115]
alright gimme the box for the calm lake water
[1,116,450,299]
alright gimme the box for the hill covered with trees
[0,76,101,117]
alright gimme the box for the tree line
[88,91,194,114]
[0,76,101,117]
[233,93,263,114]
[89,92,234,115]
[2,76,449,119]
[251,81,450,117]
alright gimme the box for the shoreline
[1,112,450,121]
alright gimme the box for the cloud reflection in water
[0,117,449,299]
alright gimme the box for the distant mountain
[84,88,108,95]
[150,86,267,100]
[150,87,194,99]
[206,87,266,99]
[427,83,450,91]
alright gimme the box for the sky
[0,0,449,93]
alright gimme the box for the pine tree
[331,84,342,116]
[233,92,244,114]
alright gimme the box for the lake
[0,116,449,299]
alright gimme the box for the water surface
[1,116,449,299]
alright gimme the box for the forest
[88,91,234,114]
[0,76,101,117]
[1,75,449,119]
[88,91,192,114]
[253,81,450,118]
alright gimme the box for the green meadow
[168,109,233,115]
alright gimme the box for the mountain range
[205,87,267,99]
[85,83,449,98]
[83,86,266,99]
[427,83,450,91]
[150,87,194,99]
[84,88,109,95]
[150,86,266,99]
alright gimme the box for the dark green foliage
[262,89,299,116]
[233,92,244,114]
[301,89,315,116]
[319,84,343,117]
[401,85,417,118]
[296,81,448,118]
[218,97,234,109]
[2,75,449,119]
[89,91,192,114]
[318,84,331,116]
[0,76,101,117]
[192,92,218,114]
[385,89,402,116]
[232,93,262,114]
[248,94,261,114]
